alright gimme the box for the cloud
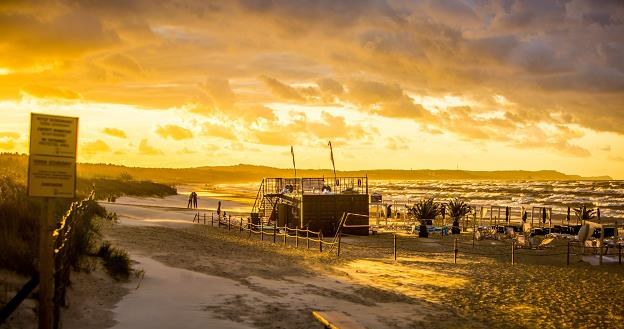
[347,80,403,106]
[155,124,194,140]
[0,0,623,174]
[81,140,111,155]
[0,131,20,150]
[201,122,238,140]
[100,53,143,75]
[250,111,372,146]
[203,78,236,109]
[317,78,344,95]
[260,75,304,101]
[177,147,196,154]
[138,139,163,155]
[21,85,82,100]
[102,127,127,138]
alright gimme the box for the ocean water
[208,180,624,220]
[368,180,624,219]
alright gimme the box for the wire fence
[193,212,624,267]
[0,191,98,329]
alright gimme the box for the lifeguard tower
[251,176,370,235]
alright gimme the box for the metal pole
[319,231,323,253]
[453,238,458,264]
[393,234,397,261]
[261,223,264,241]
[273,222,277,243]
[337,232,341,258]
[39,198,54,329]
[211,213,214,227]
[567,241,570,266]
[512,240,515,266]
[306,226,310,250]
[283,227,287,246]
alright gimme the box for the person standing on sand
[192,192,198,208]
[187,192,193,208]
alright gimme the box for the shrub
[0,176,41,274]
[0,176,105,275]
[98,242,131,280]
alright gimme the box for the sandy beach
[31,197,614,329]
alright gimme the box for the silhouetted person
[522,211,528,223]
[192,192,198,208]
[187,193,193,208]
[217,201,221,217]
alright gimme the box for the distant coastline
[0,153,613,184]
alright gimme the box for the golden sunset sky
[1,1,623,178]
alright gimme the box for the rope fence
[192,211,624,267]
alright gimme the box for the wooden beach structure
[251,176,370,236]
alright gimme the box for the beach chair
[312,311,366,329]
[537,237,555,249]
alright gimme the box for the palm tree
[574,205,595,221]
[410,198,439,238]
[447,198,472,235]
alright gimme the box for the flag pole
[290,145,297,178]
[328,141,336,183]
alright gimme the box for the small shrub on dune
[0,176,40,274]
[98,241,132,281]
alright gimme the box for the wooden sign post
[27,113,78,329]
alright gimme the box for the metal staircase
[251,178,301,225]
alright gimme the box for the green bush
[0,176,41,274]
[0,176,106,275]
[98,242,131,280]
[76,178,177,200]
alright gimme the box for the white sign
[28,113,78,198]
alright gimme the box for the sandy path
[59,199,624,329]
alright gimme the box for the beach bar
[251,176,370,235]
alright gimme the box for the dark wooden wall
[301,194,369,236]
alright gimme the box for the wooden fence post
[261,223,264,241]
[393,234,397,261]
[39,198,54,329]
[567,241,570,266]
[283,227,287,246]
[273,222,277,243]
[337,232,341,258]
[248,223,252,239]
[228,216,231,230]
[319,231,323,253]
[240,218,243,234]
[306,226,310,250]
[619,245,622,265]
[295,228,299,248]
[211,213,214,227]
[453,238,458,264]
[203,213,206,225]
[512,240,515,266]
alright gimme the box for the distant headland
[0,153,612,184]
